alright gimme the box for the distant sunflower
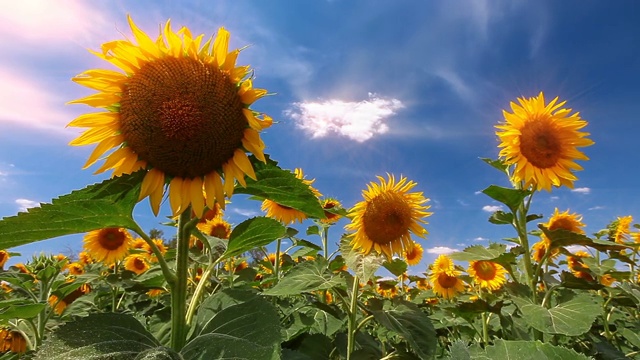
[496,92,594,191]
[67,262,85,276]
[0,250,8,268]
[262,168,321,224]
[48,284,91,315]
[567,250,594,281]
[142,238,167,262]
[534,208,586,262]
[83,228,133,264]
[430,272,465,299]
[431,254,456,275]
[124,254,150,275]
[467,261,507,291]
[198,217,232,239]
[600,273,615,287]
[346,175,431,259]
[613,216,633,244]
[320,198,342,224]
[68,16,272,216]
[403,242,424,266]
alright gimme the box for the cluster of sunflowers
[1,15,640,360]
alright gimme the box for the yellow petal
[204,171,225,209]
[68,92,121,108]
[232,149,256,181]
[69,124,119,146]
[128,15,162,58]
[67,112,119,128]
[169,177,183,215]
[213,27,230,67]
[82,135,123,169]
[189,177,205,217]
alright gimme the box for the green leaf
[0,171,143,248]
[264,258,344,296]
[511,294,600,336]
[339,237,384,284]
[134,347,182,360]
[488,211,514,225]
[193,288,258,336]
[236,158,325,219]
[383,258,408,277]
[297,334,333,360]
[223,217,286,258]
[472,340,591,360]
[0,303,45,320]
[184,295,281,360]
[370,299,437,359]
[449,243,507,262]
[480,158,509,174]
[481,185,531,212]
[539,226,628,252]
[620,328,640,349]
[34,313,159,360]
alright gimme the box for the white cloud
[16,198,39,212]
[588,206,605,211]
[565,245,588,254]
[473,237,488,241]
[285,93,404,142]
[232,208,260,218]
[426,246,458,255]
[571,187,591,194]
[482,205,503,212]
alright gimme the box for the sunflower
[198,217,232,239]
[48,284,91,315]
[320,198,343,224]
[467,261,507,291]
[142,238,167,262]
[613,216,633,244]
[567,250,594,281]
[430,254,456,275]
[147,288,166,298]
[346,175,431,259]
[496,92,594,191]
[224,258,249,273]
[430,272,465,299]
[403,242,424,266]
[0,328,27,354]
[262,168,321,224]
[66,262,85,276]
[599,274,615,287]
[534,208,586,262]
[124,254,150,275]
[0,250,8,268]
[68,16,272,216]
[83,227,133,264]
[415,278,431,291]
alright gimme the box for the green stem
[131,223,177,285]
[322,225,329,259]
[514,195,536,301]
[346,275,360,360]
[185,259,221,327]
[274,238,282,283]
[355,314,375,334]
[170,208,192,351]
[481,312,489,345]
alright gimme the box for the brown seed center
[473,261,497,280]
[362,192,412,245]
[519,117,561,168]
[437,273,458,288]
[98,228,126,251]
[119,57,247,178]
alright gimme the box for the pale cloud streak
[426,246,459,255]
[571,187,591,194]
[482,205,503,212]
[285,93,404,142]
[16,199,39,212]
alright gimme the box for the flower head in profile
[534,208,586,262]
[83,228,133,264]
[0,328,27,354]
[467,261,507,291]
[0,250,9,269]
[68,16,272,216]
[612,216,633,244]
[496,92,594,191]
[567,250,594,281]
[66,262,85,276]
[262,168,321,224]
[124,254,150,275]
[320,198,343,224]
[403,242,424,266]
[346,174,431,259]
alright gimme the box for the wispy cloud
[588,206,605,211]
[15,198,39,212]
[285,93,404,142]
[482,205,503,212]
[473,237,488,241]
[232,208,260,218]
[426,246,459,255]
[571,187,591,194]
[565,245,588,254]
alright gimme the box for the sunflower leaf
[0,171,144,249]
[223,216,286,258]
[511,294,601,336]
[539,226,629,252]
[237,157,325,219]
[481,185,531,213]
[34,313,160,360]
[339,236,384,284]
[263,258,344,296]
[473,339,591,360]
[449,243,507,262]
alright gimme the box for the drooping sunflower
[567,250,594,281]
[262,168,321,224]
[346,175,431,259]
[320,198,343,224]
[83,227,133,264]
[124,254,150,275]
[48,284,91,315]
[68,16,272,216]
[403,242,424,266]
[467,261,507,291]
[496,92,594,191]
[66,262,85,276]
[0,328,27,354]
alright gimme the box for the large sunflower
[346,175,431,259]
[261,168,321,224]
[68,16,272,216]
[496,92,594,191]
[83,227,133,264]
[467,261,507,291]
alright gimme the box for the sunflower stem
[185,257,221,327]
[131,223,176,285]
[346,275,360,360]
[274,238,282,283]
[322,225,330,260]
[481,311,489,345]
[170,208,192,351]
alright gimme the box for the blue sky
[1,1,639,270]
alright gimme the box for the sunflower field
[1,16,640,360]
